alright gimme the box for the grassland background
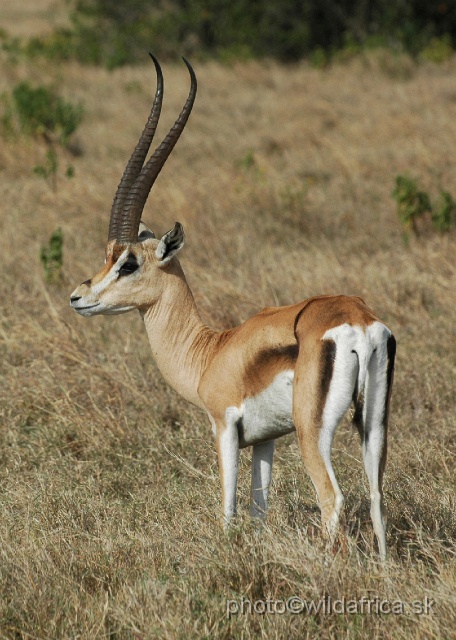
[0,2,455,638]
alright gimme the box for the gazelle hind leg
[361,334,396,561]
[293,338,357,544]
[250,440,275,519]
[362,424,387,561]
[318,340,359,542]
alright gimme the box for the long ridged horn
[108,54,164,243]
[114,57,197,245]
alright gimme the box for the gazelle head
[70,55,196,317]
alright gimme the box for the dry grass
[0,9,456,638]
[0,0,69,38]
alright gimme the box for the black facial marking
[118,253,139,277]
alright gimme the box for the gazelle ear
[138,221,156,241]
[155,222,185,266]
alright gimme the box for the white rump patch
[317,321,392,543]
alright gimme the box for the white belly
[237,370,295,448]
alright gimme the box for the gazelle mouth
[72,303,100,311]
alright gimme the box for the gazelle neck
[140,260,219,408]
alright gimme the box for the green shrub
[309,47,329,69]
[419,34,453,63]
[392,175,456,237]
[40,228,64,284]
[14,0,456,68]
[24,29,79,62]
[33,148,59,187]
[9,82,83,146]
[238,150,257,172]
[432,191,456,232]
[33,148,76,191]
[392,175,431,235]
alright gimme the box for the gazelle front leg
[250,440,275,520]
[215,409,240,526]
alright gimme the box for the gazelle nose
[70,295,82,303]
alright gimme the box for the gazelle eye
[118,254,139,277]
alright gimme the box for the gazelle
[70,56,396,560]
